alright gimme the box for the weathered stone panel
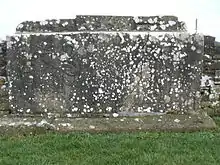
[7,30,203,117]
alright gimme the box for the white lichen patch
[143,107,151,112]
[59,123,71,127]
[120,118,125,122]
[134,118,140,122]
[168,21,176,26]
[66,114,72,118]
[89,125,95,129]
[133,17,141,23]
[148,18,154,24]
[160,25,166,30]
[9,96,13,100]
[164,95,170,103]
[180,53,187,58]
[106,107,113,112]
[113,113,119,117]
[62,22,69,26]
[17,24,24,29]
[60,53,69,61]
[174,119,180,123]
[191,46,196,51]
[23,122,33,126]
[40,21,48,26]
[9,123,15,126]
[201,75,214,87]
[150,25,157,31]
[36,119,48,127]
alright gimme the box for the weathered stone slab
[0,114,217,136]
[7,32,203,117]
[16,19,77,33]
[16,15,186,33]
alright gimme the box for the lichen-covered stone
[0,89,9,112]
[7,31,203,116]
[0,40,8,114]
[16,19,77,33]
[16,15,186,33]
[0,41,7,79]
[201,35,220,104]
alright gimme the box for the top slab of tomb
[16,15,187,33]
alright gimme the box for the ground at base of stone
[0,114,217,136]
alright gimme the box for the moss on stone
[201,101,220,117]
[0,113,217,136]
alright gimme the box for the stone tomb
[1,15,216,133]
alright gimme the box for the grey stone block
[7,31,203,117]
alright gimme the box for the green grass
[0,118,220,165]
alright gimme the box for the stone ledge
[16,15,186,33]
[0,114,216,136]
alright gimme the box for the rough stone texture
[200,36,220,118]
[0,40,7,78]
[7,31,203,117]
[0,40,9,114]
[201,36,220,104]
[1,15,217,133]
[0,114,217,136]
[16,15,186,33]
